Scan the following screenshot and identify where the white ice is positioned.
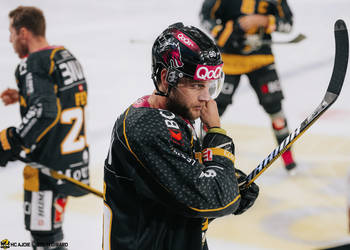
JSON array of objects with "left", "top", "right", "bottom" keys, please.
[{"left": 0, "top": 0, "right": 350, "bottom": 249}]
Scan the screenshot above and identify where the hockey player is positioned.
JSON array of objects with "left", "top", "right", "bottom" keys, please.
[
  {"left": 0, "top": 6, "right": 89, "bottom": 249},
  {"left": 103, "top": 23, "right": 259, "bottom": 250},
  {"left": 200, "top": 0, "right": 297, "bottom": 171}
]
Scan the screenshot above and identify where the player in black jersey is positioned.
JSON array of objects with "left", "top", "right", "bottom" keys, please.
[
  {"left": 103, "top": 23, "right": 259, "bottom": 250},
  {"left": 200, "top": 0, "right": 297, "bottom": 171},
  {"left": 0, "top": 6, "right": 89, "bottom": 250}
]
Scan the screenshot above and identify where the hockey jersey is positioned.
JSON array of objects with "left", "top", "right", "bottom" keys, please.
[
  {"left": 200, "top": 0, "right": 293, "bottom": 74},
  {"left": 15, "top": 46, "right": 89, "bottom": 196},
  {"left": 103, "top": 95, "right": 241, "bottom": 250}
]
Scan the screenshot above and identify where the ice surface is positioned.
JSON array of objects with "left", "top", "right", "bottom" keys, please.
[{"left": 0, "top": 0, "right": 350, "bottom": 249}]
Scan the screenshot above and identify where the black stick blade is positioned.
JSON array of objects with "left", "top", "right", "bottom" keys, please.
[{"left": 327, "top": 19, "right": 349, "bottom": 95}]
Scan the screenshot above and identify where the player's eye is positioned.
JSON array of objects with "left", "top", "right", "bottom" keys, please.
[{"left": 192, "top": 83, "right": 205, "bottom": 89}]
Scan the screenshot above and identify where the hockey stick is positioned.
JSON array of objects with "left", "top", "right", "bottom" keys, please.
[
  {"left": 243, "top": 33, "right": 306, "bottom": 53},
  {"left": 243, "top": 19, "right": 349, "bottom": 188},
  {"left": 263, "top": 33, "right": 306, "bottom": 45},
  {"left": 130, "top": 33, "right": 306, "bottom": 46},
  {"left": 18, "top": 156, "right": 103, "bottom": 198}
]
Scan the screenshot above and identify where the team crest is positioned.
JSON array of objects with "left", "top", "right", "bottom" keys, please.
[{"left": 161, "top": 42, "right": 184, "bottom": 68}]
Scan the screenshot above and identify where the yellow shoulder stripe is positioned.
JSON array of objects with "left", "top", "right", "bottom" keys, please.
[{"left": 49, "top": 47, "right": 65, "bottom": 75}]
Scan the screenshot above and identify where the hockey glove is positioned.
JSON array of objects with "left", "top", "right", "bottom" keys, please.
[
  {"left": 234, "top": 169, "right": 259, "bottom": 215},
  {"left": 0, "top": 127, "right": 22, "bottom": 167},
  {"left": 202, "top": 128, "right": 235, "bottom": 154}
]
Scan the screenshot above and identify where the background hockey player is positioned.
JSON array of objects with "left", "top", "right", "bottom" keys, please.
[
  {"left": 103, "top": 22, "right": 259, "bottom": 250},
  {"left": 0, "top": 6, "right": 90, "bottom": 249},
  {"left": 200, "top": 0, "right": 297, "bottom": 171}
]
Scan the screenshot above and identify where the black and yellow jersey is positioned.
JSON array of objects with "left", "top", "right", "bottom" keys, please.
[
  {"left": 200, "top": 0, "right": 293, "bottom": 74},
  {"left": 15, "top": 46, "right": 89, "bottom": 192},
  {"left": 103, "top": 96, "right": 240, "bottom": 250}
]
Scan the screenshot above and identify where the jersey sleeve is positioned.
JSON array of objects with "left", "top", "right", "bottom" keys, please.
[
  {"left": 16, "top": 55, "right": 59, "bottom": 149},
  {"left": 200, "top": 0, "right": 222, "bottom": 33},
  {"left": 123, "top": 108, "right": 240, "bottom": 218},
  {"left": 270, "top": 0, "right": 293, "bottom": 33}
]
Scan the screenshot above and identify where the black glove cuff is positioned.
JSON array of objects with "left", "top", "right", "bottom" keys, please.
[{"left": 202, "top": 132, "right": 235, "bottom": 154}]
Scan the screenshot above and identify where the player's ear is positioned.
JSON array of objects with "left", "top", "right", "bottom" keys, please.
[
  {"left": 18, "top": 27, "right": 29, "bottom": 40},
  {"left": 160, "top": 68, "right": 169, "bottom": 92}
]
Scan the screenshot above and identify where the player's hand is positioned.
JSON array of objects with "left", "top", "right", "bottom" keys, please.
[
  {"left": 238, "top": 14, "right": 269, "bottom": 32},
  {"left": 200, "top": 99, "right": 220, "bottom": 128},
  {"left": 234, "top": 169, "right": 259, "bottom": 215},
  {"left": 1, "top": 88, "right": 19, "bottom": 105}
]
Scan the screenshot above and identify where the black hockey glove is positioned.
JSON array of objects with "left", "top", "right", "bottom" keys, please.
[
  {"left": 0, "top": 127, "right": 22, "bottom": 167},
  {"left": 234, "top": 169, "right": 259, "bottom": 215},
  {"left": 202, "top": 128, "right": 235, "bottom": 154}
]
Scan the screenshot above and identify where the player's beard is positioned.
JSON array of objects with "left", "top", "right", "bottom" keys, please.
[
  {"left": 166, "top": 88, "right": 196, "bottom": 121},
  {"left": 14, "top": 39, "right": 29, "bottom": 58}
]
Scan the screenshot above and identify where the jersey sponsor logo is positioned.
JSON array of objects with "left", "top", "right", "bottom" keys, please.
[
  {"left": 30, "top": 191, "right": 52, "bottom": 231},
  {"left": 25, "top": 73, "right": 34, "bottom": 95},
  {"left": 54, "top": 197, "right": 67, "bottom": 228},
  {"left": 75, "top": 91, "right": 87, "bottom": 106},
  {"left": 199, "top": 168, "right": 217, "bottom": 178},
  {"left": 19, "top": 58, "right": 28, "bottom": 75},
  {"left": 261, "top": 80, "right": 281, "bottom": 94},
  {"left": 194, "top": 64, "right": 223, "bottom": 81},
  {"left": 202, "top": 148, "right": 213, "bottom": 162},
  {"left": 62, "top": 166, "right": 89, "bottom": 183},
  {"left": 172, "top": 149, "right": 196, "bottom": 166},
  {"left": 169, "top": 129, "right": 183, "bottom": 146},
  {"left": 161, "top": 42, "right": 184, "bottom": 68},
  {"left": 159, "top": 110, "right": 180, "bottom": 129},
  {"left": 19, "top": 103, "right": 43, "bottom": 137},
  {"left": 175, "top": 31, "right": 200, "bottom": 52},
  {"left": 58, "top": 60, "right": 84, "bottom": 85}
]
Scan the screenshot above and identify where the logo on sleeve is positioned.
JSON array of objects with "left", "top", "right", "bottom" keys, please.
[
  {"left": 169, "top": 129, "right": 183, "bottom": 145},
  {"left": 202, "top": 148, "right": 213, "bottom": 162}
]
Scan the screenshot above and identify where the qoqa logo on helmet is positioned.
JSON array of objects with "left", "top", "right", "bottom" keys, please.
[
  {"left": 194, "top": 64, "right": 223, "bottom": 80},
  {"left": 177, "top": 33, "right": 194, "bottom": 47},
  {"left": 175, "top": 31, "right": 199, "bottom": 51}
]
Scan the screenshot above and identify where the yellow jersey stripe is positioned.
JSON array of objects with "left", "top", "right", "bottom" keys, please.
[
  {"left": 210, "top": 0, "right": 221, "bottom": 19},
  {"left": 0, "top": 129, "right": 11, "bottom": 150},
  {"left": 49, "top": 47, "right": 65, "bottom": 75},
  {"left": 217, "top": 20, "right": 234, "bottom": 47},
  {"left": 36, "top": 98, "right": 62, "bottom": 143},
  {"left": 204, "top": 147, "right": 235, "bottom": 164},
  {"left": 190, "top": 194, "right": 241, "bottom": 212},
  {"left": 222, "top": 53, "right": 275, "bottom": 75}
]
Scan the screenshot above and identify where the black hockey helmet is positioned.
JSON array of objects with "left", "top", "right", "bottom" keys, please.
[{"left": 151, "top": 22, "right": 224, "bottom": 98}]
